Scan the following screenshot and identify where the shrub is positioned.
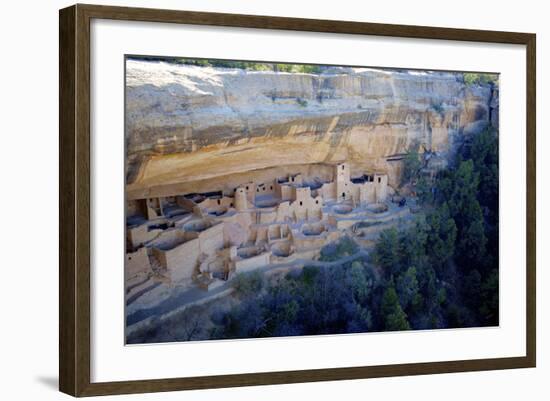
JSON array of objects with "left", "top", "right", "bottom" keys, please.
[
  {"left": 463, "top": 73, "right": 498, "bottom": 87},
  {"left": 296, "top": 98, "right": 308, "bottom": 107},
  {"left": 319, "top": 236, "right": 358, "bottom": 261},
  {"left": 128, "top": 56, "right": 326, "bottom": 74},
  {"left": 401, "top": 147, "right": 422, "bottom": 185},
  {"left": 431, "top": 102, "right": 444, "bottom": 114},
  {"left": 231, "top": 271, "right": 264, "bottom": 298}
]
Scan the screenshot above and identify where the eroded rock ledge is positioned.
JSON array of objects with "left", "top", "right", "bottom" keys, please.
[{"left": 126, "top": 60, "right": 497, "bottom": 199}]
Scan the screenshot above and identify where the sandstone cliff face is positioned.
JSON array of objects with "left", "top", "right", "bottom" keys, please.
[{"left": 126, "top": 60, "right": 497, "bottom": 199}]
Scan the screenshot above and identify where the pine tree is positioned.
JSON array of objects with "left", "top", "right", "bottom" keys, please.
[
  {"left": 396, "top": 266, "right": 421, "bottom": 312},
  {"left": 426, "top": 203, "right": 457, "bottom": 271},
  {"left": 446, "top": 160, "right": 487, "bottom": 269},
  {"left": 381, "top": 284, "right": 410, "bottom": 331},
  {"left": 373, "top": 228, "right": 400, "bottom": 274}
]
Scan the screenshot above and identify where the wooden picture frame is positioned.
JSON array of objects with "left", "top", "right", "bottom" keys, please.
[{"left": 59, "top": 3, "right": 536, "bottom": 397}]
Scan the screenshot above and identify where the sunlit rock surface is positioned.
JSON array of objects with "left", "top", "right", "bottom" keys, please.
[{"left": 125, "top": 60, "right": 497, "bottom": 199}]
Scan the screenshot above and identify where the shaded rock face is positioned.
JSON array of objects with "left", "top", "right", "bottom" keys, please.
[{"left": 126, "top": 60, "right": 498, "bottom": 199}]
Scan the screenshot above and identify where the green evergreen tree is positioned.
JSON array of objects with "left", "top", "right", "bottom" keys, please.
[
  {"left": 373, "top": 228, "right": 400, "bottom": 274},
  {"left": 469, "top": 129, "right": 499, "bottom": 261},
  {"left": 458, "top": 217, "right": 488, "bottom": 269},
  {"left": 415, "top": 176, "right": 433, "bottom": 205},
  {"left": 426, "top": 203, "right": 457, "bottom": 271},
  {"left": 445, "top": 160, "right": 488, "bottom": 268},
  {"left": 402, "top": 148, "right": 422, "bottom": 185},
  {"left": 470, "top": 129, "right": 499, "bottom": 212},
  {"left": 479, "top": 269, "right": 499, "bottom": 325},
  {"left": 347, "top": 261, "right": 372, "bottom": 304},
  {"left": 381, "top": 283, "right": 411, "bottom": 331},
  {"left": 398, "top": 221, "right": 429, "bottom": 272},
  {"left": 396, "top": 266, "right": 421, "bottom": 311}
]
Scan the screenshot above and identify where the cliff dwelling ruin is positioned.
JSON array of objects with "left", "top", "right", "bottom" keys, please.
[
  {"left": 126, "top": 162, "right": 401, "bottom": 296},
  {"left": 124, "top": 58, "right": 499, "bottom": 341}
]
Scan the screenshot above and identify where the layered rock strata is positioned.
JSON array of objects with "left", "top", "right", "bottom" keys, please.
[{"left": 126, "top": 60, "right": 498, "bottom": 199}]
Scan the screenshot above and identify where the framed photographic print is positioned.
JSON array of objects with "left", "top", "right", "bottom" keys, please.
[{"left": 59, "top": 4, "right": 536, "bottom": 397}]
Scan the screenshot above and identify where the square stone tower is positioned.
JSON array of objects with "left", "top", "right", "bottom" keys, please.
[
  {"left": 373, "top": 173, "right": 388, "bottom": 202},
  {"left": 335, "top": 163, "right": 351, "bottom": 202}
]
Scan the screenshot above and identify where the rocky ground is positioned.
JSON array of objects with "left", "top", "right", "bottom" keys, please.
[{"left": 125, "top": 197, "right": 414, "bottom": 340}]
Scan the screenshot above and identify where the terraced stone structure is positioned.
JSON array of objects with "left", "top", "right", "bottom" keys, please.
[
  {"left": 124, "top": 60, "right": 498, "bottom": 326},
  {"left": 126, "top": 163, "right": 401, "bottom": 292}
]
